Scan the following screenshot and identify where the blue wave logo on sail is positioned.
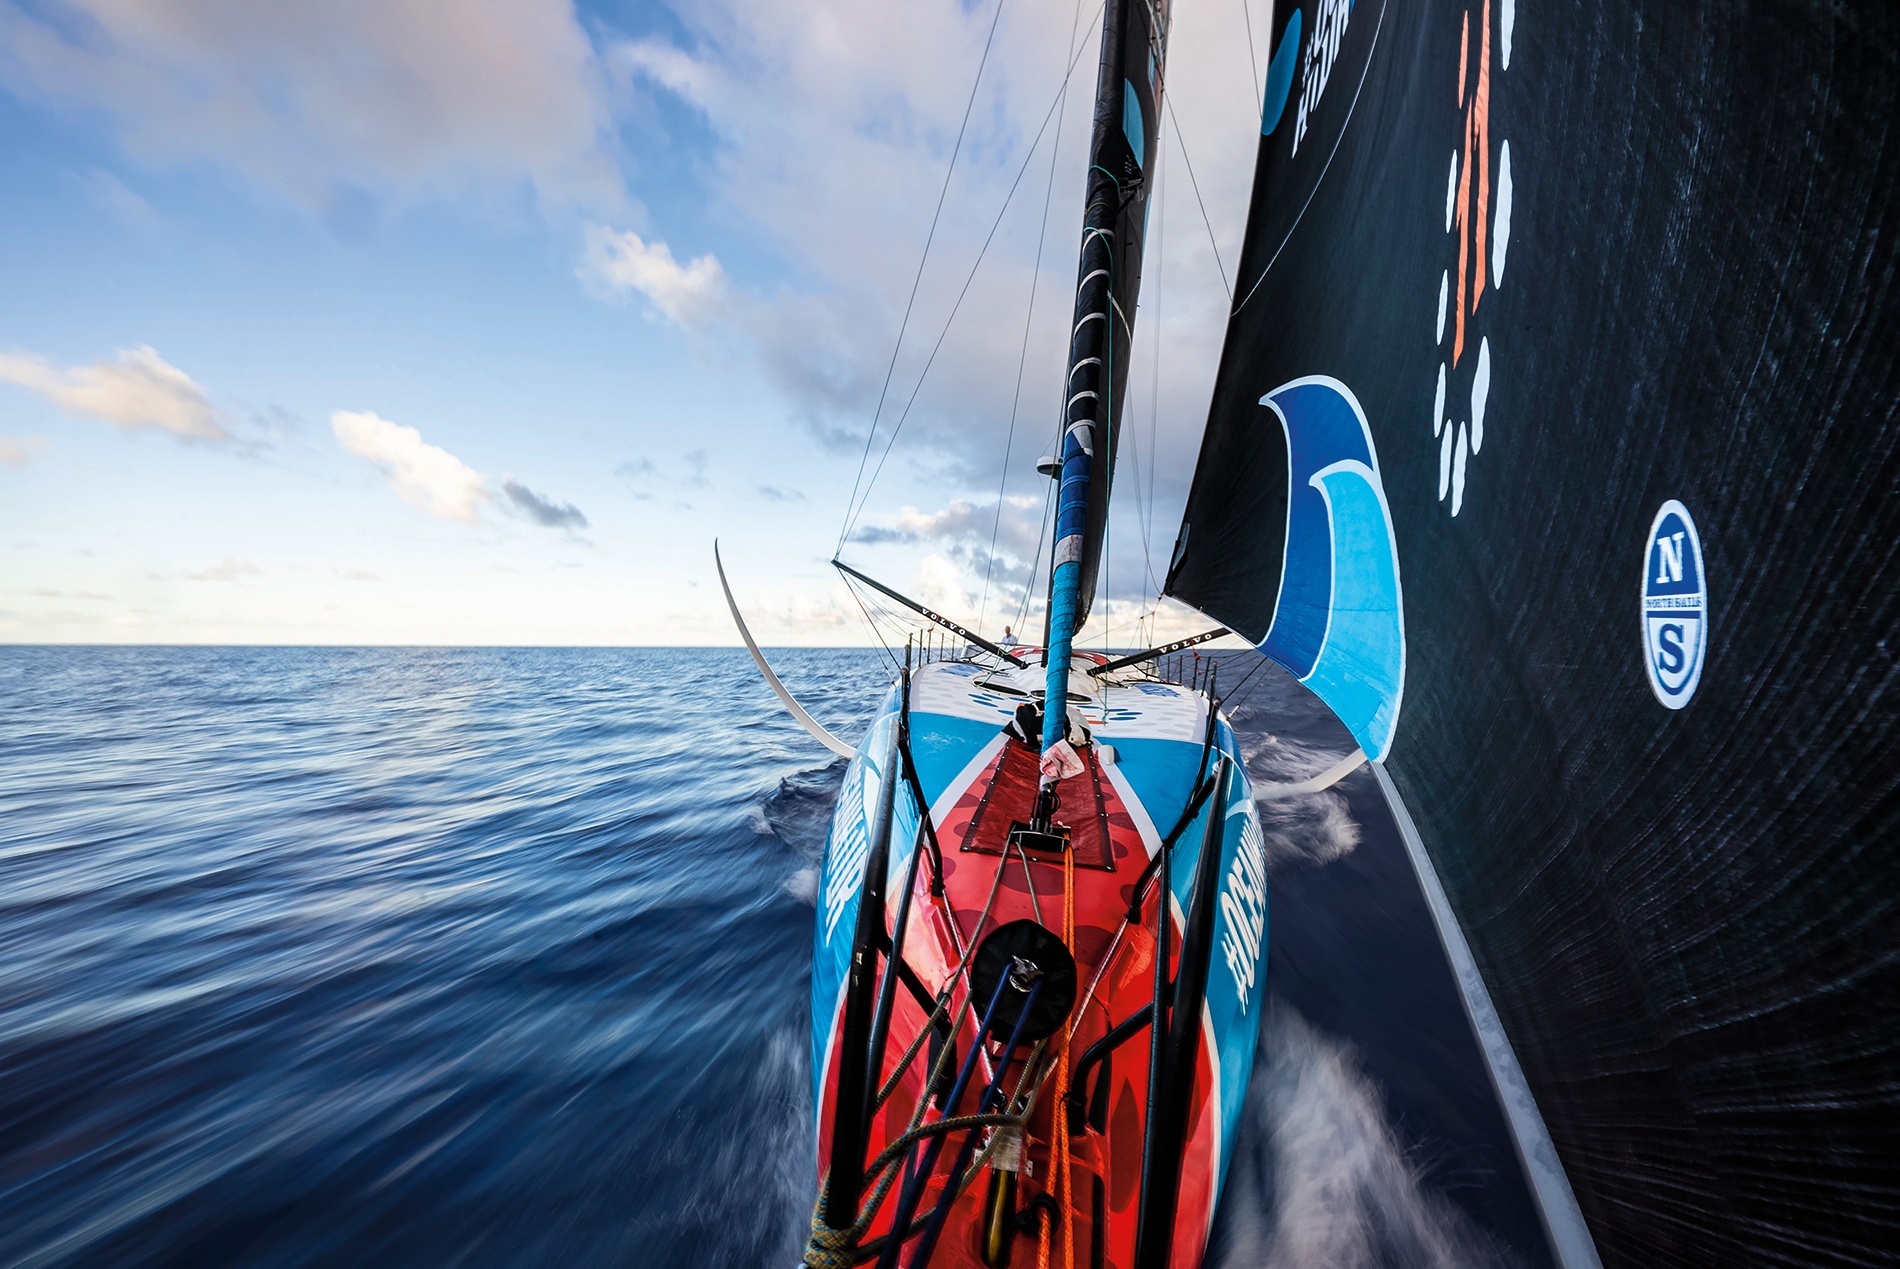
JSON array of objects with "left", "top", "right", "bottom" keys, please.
[{"left": 1258, "top": 377, "right": 1406, "bottom": 761}]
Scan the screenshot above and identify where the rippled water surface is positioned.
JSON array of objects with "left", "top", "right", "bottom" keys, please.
[{"left": 0, "top": 647, "right": 1550, "bottom": 1268}]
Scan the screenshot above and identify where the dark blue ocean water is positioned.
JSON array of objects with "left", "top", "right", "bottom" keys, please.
[{"left": 0, "top": 647, "right": 1551, "bottom": 1269}]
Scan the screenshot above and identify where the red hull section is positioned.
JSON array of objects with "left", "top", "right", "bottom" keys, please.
[{"left": 816, "top": 718, "right": 1220, "bottom": 1269}]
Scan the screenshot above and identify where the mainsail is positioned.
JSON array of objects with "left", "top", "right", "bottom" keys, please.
[{"left": 1167, "top": 2, "right": 1898, "bottom": 1266}]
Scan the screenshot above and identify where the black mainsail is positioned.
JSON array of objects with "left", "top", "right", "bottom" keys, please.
[{"left": 1167, "top": 2, "right": 1898, "bottom": 1267}]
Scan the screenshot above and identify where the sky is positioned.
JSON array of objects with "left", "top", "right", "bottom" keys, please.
[{"left": 0, "top": 0, "right": 1273, "bottom": 646}]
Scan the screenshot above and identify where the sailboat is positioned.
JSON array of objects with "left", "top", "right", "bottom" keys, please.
[
  {"left": 724, "top": 0, "right": 1898, "bottom": 1265},
  {"left": 722, "top": 2, "right": 1276, "bottom": 1266}
]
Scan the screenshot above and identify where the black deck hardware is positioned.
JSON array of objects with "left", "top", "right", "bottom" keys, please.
[
  {"left": 968, "top": 920, "right": 1078, "bottom": 1045},
  {"left": 1007, "top": 820, "right": 1071, "bottom": 857},
  {"left": 1066, "top": 999, "right": 1156, "bottom": 1134}
]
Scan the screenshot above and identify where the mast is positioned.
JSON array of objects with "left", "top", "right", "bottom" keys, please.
[{"left": 1042, "top": 0, "right": 1169, "bottom": 757}]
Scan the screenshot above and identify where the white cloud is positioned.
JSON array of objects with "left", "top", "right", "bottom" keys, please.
[
  {"left": 0, "top": 0, "right": 618, "bottom": 213},
  {"left": 580, "top": 225, "right": 728, "bottom": 329},
  {"left": 331, "top": 410, "right": 487, "bottom": 523},
  {"left": 331, "top": 410, "right": 589, "bottom": 531},
  {"left": 0, "top": 345, "right": 227, "bottom": 440}
]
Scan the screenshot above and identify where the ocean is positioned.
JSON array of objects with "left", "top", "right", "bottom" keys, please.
[{"left": 0, "top": 647, "right": 1551, "bottom": 1268}]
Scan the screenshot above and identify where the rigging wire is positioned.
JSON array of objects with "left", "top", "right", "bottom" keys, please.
[
  {"left": 1125, "top": 94, "right": 1168, "bottom": 601},
  {"left": 836, "top": 0, "right": 1009, "bottom": 557},
  {"left": 840, "top": 8, "right": 1107, "bottom": 548},
  {"left": 1240, "top": 0, "right": 1262, "bottom": 105},
  {"left": 1162, "top": 94, "right": 1231, "bottom": 301},
  {"left": 978, "top": 0, "right": 1090, "bottom": 637}
]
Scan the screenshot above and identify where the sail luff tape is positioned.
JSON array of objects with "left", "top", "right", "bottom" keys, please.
[
  {"left": 1054, "top": 535, "right": 1086, "bottom": 567},
  {"left": 1069, "top": 357, "right": 1104, "bottom": 380},
  {"left": 1073, "top": 312, "right": 1108, "bottom": 335}
]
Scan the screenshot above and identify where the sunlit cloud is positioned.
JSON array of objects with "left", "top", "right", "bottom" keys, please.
[
  {"left": 331, "top": 410, "right": 588, "bottom": 532},
  {"left": 0, "top": 345, "right": 228, "bottom": 441},
  {"left": 331, "top": 410, "right": 488, "bottom": 523},
  {"left": 579, "top": 225, "right": 728, "bottom": 330}
]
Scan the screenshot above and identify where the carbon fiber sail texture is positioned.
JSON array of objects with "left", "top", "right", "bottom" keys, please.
[{"left": 1166, "top": 2, "right": 1899, "bottom": 1266}]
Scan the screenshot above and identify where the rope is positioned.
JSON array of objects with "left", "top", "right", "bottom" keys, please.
[{"left": 804, "top": 1208, "right": 859, "bottom": 1269}]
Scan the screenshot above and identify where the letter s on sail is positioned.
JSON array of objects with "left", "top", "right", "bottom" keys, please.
[{"left": 1257, "top": 377, "right": 1406, "bottom": 761}]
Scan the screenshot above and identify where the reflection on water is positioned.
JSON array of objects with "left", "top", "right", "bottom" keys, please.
[{"left": 0, "top": 647, "right": 1548, "bottom": 1267}]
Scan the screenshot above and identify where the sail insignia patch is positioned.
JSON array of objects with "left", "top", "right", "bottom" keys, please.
[{"left": 1642, "top": 499, "right": 1707, "bottom": 710}]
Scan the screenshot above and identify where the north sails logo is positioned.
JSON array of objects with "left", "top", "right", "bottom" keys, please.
[
  {"left": 1643, "top": 499, "right": 1708, "bottom": 709},
  {"left": 1432, "top": 0, "right": 1515, "bottom": 516}
]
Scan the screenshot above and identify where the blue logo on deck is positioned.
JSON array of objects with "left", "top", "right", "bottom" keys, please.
[
  {"left": 1259, "top": 377, "right": 1406, "bottom": 761},
  {"left": 1643, "top": 499, "right": 1707, "bottom": 709}
]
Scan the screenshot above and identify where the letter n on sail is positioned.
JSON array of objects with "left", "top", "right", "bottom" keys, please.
[{"left": 1258, "top": 377, "right": 1406, "bottom": 760}]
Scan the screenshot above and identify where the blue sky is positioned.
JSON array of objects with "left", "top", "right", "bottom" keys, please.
[{"left": 1, "top": 0, "right": 1267, "bottom": 645}]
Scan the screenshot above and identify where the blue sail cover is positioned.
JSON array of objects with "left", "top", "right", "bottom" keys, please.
[{"left": 1166, "top": 1, "right": 1899, "bottom": 1265}]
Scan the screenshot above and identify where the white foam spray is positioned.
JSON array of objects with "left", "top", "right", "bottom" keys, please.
[{"left": 1212, "top": 1004, "right": 1517, "bottom": 1269}]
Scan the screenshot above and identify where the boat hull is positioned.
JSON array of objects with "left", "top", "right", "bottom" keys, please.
[{"left": 810, "top": 657, "right": 1266, "bottom": 1269}]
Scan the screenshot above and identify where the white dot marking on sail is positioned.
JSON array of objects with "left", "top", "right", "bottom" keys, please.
[
  {"left": 1471, "top": 338, "right": 1491, "bottom": 453},
  {"left": 1493, "top": 140, "right": 1513, "bottom": 288},
  {"left": 1452, "top": 422, "right": 1469, "bottom": 516},
  {"left": 1434, "top": 362, "right": 1447, "bottom": 438},
  {"left": 1445, "top": 151, "right": 1459, "bottom": 232}
]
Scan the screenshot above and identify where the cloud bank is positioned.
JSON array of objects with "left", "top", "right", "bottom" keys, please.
[
  {"left": 0, "top": 345, "right": 227, "bottom": 441},
  {"left": 0, "top": 0, "right": 618, "bottom": 215}
]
